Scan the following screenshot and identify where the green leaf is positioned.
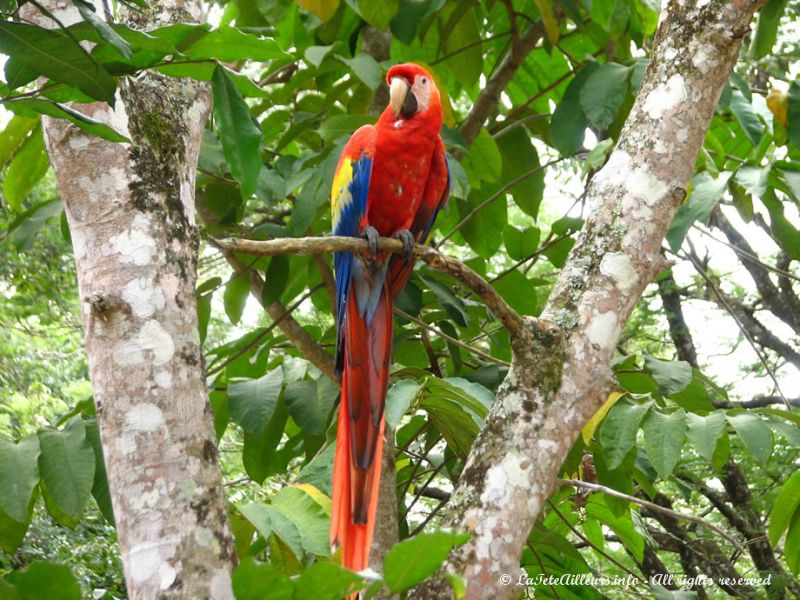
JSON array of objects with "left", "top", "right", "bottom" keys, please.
[
  {"left": 243, "top": 397, "right": 288, "bottom": 483},
  {"left": 761, "top": 190, "right": 800, "bottom": 260},
  {"left": 666, "top": 171, "right": 732, "bottom": 251},
  {"left": 232, "top": 558, "right": 294, "bottom": 600},
  {"left": 183, "top": 26, "right": 285, "bottom": 61},
  {"left": 503, "top": 225, "right": 540, "bottom": 260},
  {"left": 599, "top": 397, "right": 652, "bottom": 469},
  {"left": 358, "top": 0, "right": 399, "bottom": 29},
  {"left": 420, "top": 275, "right": 469, "bottom": 326},
  {"left": 686, "top": 410, "right": 727, "bottom": 462},
  {"left": 727, "top": 413, "right": 773, "bottom": 466},
  {"left": 304, "top": 45, "right": 334, "bottom": 68},
  {"left": 0, "top": 114, "right": 38, "bottom": 168},
  {"left": 788, "top": 80, "right": 800, "bottom": 150},
  {"left": 212, "top": 65, "right": 263, "bottom": 197},
  {"left": 492, "top": 270, "right": 542, "bottom": 316},
  {"left": 297, "top": 443, "right": 335, "bottom": 496},
  {"left": 284, "top": 378, "right": 336, "bottom": 436},
  {"left": 469, "top": 128, "right": 502, "bottom": 183},
  {"left": 579, "top": 62, "right": 630, "bottom": 129},
  {"left": 734, "top": 164, "right": 769, "bottom": 198},
  {"left": 261, "top": 255, "right": 290, "bottom": 305},
  {"left": 383, "top": 531, "right": 469, "bottom": 592},
  {"left": 585, "top": 496, "right": 644, "bottom": 561},
  {"left": 37, "top": 417, "right": 95, "bottom": 527},
  {"left": 443, "top": 5, "right": 482, "bottom": 89},
  {"left": 0, "top": 435, "right": 40, "bottom": 523},
  {"left": 294, "top": 561, "right": 365, "bottom": 600},
  {"left": 3, "top": 125, "right": 50, "bottom": 211},
  {"left": 643, "top": 355, "right": 692, "bottom": 396},
  {"left": 74, "top": 0, "right": 133, "bottom": 59},
  {"left": 458, "top": 188, "right": 507, "bottom": 259},
  {"left": 0, "top": 21, "right": 116, "bottom": 103},
  {"left": 551, "top": 62, "right": 600, "bottom": 156},
  {"left": 786, "top": 510, "right": 800, "bottom": 574},
  {"left": 642, "top": 409, "right": 687, "bottom": 479},
  {"left": 496, "top": 126, "right": 544, "bottom": 217},
  {"left": 768, "top": 471, "right": 800, "bottom": 545},
  {"left": 223, "top": 271, "right": 251, "bottom": 325},
  {"left": 341, "top": 53, "right": 382, "bottom": 90},
  {"left": 385, "top": 380, "right": 420, "bottom": 429},
  {"left": 271, "top": 486, "right": 330, "bottom": 557},
  {"left": 5, "top": 561, "right": 81, "bottom": 600},
  {"left": 542, "top": 236, "right": 575, "bottom": 268},
  {"left": 229, "top": 368, "right": 283, "bottom": 434},
  {"left": 6, "top": 98, "right": 129, "bottom": 143},
  {"left": 729, "top": 90, "right": 764, "bottom": 145},
  {"left": 319, "top": 114, "right": 374, "bottom": 144},
  {"left": 751, "top": 0, "right": 788, "bottom": 58},
  {"left": 238, "top": 502, "right": 303, "bottom": 558},
  {"left": 420, "top": 396, "right": 479, "bottom": 456},
  {"left": 82, "top": 419, "right": 114, "bottom": 524}
]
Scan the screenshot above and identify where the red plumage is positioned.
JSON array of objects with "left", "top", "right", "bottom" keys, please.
[{"left": 330, "top": 63, "right": 449, "bottom": 578}]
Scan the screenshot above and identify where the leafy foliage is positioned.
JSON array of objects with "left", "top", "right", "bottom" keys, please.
[{"left": 1, "top": 0, "right": 800, "bottom": 598}]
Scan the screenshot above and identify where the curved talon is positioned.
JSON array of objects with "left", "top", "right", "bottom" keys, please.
[
  {"left": 362, "top": 225, "right": 380, "bottom": 258},
  {"left": 393, "top": 229, "right": 415, "bottom": 261}
]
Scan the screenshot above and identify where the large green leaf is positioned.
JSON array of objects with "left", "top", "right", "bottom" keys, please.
[
  {"left": 0, "top": 114, "right": 38, "bottom": 168},
  {"left": 729, "top": 90, "right": 763, "bottom": 145},
  {"left": 3, "top": 125, "right": 50, "bottom": 211},
  {"left": 579, "top": 62, "right": 630, "bottom": 130},
  {"left": 788, "top": 80, "right": 800, "bottom": 150},
  {"left": 551, "top": 62, "right": 600, "bottom": 156},
  {"left": 211, "top": 65, "right": 263, "bottom": 198},
  {"left": 0, "top": 21, "right": 116, "bottom": 103},
  {"left": 443, "top": 5, "right": 482, "bottom": 89},
  {"left": 751, "top": 0, "right": 788, "bottom": 58},
  {"left": 666, "top": 171, "right": 732, "bottom": 251},
  {"left": 727, "top": 412, "right": 773, "bottom": 466},
  {"left": 238, "top": 502, "right": 303, "bottom": 558},
  {"left": 643, "top": 355, "right": 692, "bottom": 396},
  {"left": 585, "top": 496, "right": 644, "bottom": 561},
  {"left": 599, "top": 397, "right": 652, "bottom": 469},
  {"left": 294, "top": 562, "right": 365, "bottom": 600},
  {"left": 686, "top": 410, "right": 727, "bottom": 462},
  {"left": 358, "top": 0, "right": 399, "bottom": 29},
  {"left": 319, "top": 114, "right": 374, "bottom": 143},
  {"left": 223, "top": 271, "right": 251, "bottom": 325},
  {"left": 5, "top": 561, "right": 81, "bottom": 600},
  {"left": 229, "top": 368, "right": 284, "bottom": 434},
  {"left": 496, "top": 126, "right": 544, "bottom": 217},
  {"left": 642, "top": 409, "right": 687, "bottom": 479},
  {"left": 270, "top": 486, "right": 330, "bottom": 557},
  {"left": 183, "top": 26, "right": 285, "bottom": 61},
  {"left": 232, "top": 558, "right": 294, "bottom": 600},
  {"left": 420, "top": 275, "right": 469, "bottom": 326},
  {"left": 284, "top": 378, "right": 337, "bottom": 436},
  {"left": 243, "top": 397, "right": 289, "bottom": 484},
  {"left": 469, "top": 128, "right": 502, "bottom": 183},
  {"left": 0, "top": 435, "right": 39, "bottom": 524},
  {"left": 383, "top": 531, "right": 469, "bottom": 592},
  {"left": 503, "top": 225, "right": 540, "bottom": 261},
  {"left": 768, "top": 470, "right": 800, "bottom": 546},
  {"left": 37, "top": 417, "right": 95, "bottom": 527},
  {"left": 5, "top": 98, "right": 129, "bottom": 143},
  {"left": 74, "top": 0, "right": 133, "bottom": 59},
  {"left": 82, "top": 419, "right": 114, "bottom": 525}
]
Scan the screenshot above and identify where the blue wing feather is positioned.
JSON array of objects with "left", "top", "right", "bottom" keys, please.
[{"left": 332, "top": 138, "right": 374, "bottom": 375}]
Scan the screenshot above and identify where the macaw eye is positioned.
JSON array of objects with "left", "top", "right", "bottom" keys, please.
[{"left": 420, "top": 77, "right": 428, "bottom": 85}]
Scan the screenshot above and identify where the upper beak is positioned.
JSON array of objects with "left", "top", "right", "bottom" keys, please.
[
  {"left": 389, "top": 77, "right": 417, "bottom": 118},
  {"left": 389, "top": 77, "right": 409, "bottom": 117}
]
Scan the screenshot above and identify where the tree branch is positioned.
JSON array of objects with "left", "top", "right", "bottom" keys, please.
[
  {"left": 459, "top": 22, "right": 545, "bottom": 145},
  {"left": 557, "top": 479, "right": 744, "bottom": 551},
  {"left": 216, "top": 236, "right": 526, "bottom": 337}
]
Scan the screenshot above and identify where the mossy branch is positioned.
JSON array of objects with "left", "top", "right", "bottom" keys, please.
[{"left": 215, "top": 236, "right": 525, "bottom": 336}]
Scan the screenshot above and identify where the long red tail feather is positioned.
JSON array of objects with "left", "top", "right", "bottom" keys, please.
[{"left": 331, "top": 281, "right": 392, "bottom": 579}]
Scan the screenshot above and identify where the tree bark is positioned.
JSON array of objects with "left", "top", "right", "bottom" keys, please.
[
  {"left": 411, "top": 2, "right": 764, "bottom": 598},
  {"left": 30, "top": 0, "right": 236, "bottom": 597}
]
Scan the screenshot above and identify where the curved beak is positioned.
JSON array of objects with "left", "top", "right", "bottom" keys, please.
[{"left": 389, "top": 77, "right": 417, "bottom": 118}]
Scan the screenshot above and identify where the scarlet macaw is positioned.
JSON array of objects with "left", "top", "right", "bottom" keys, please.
[{"left": 330, "top": 63, "right": 450, "bottom": 573}]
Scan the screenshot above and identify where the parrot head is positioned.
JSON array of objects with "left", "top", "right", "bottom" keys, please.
[{"left": 385, "top": 63, "right": 442, "bottom": 125}]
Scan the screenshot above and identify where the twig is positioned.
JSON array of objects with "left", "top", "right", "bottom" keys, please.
[
  {"left": 557, "top": 479, "right": 745, "bottom": 551},
  {"left": 216, "top": 236, "right": 525, "bottom": 336}
]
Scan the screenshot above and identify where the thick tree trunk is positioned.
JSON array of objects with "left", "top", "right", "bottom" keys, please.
[
  {"left": 412, "top": 1, "right": 765, "bottom": 598},
  {"left": 29, "top": 1, "right": 236, "bottom": 597}
]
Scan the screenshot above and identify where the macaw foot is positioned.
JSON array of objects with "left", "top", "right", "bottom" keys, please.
[
  {"left": 361, "top": 225, "right": 380, "bottom": 258},
  {"left": 393, "top": 229, "right": 415, "bottom": 261}
]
